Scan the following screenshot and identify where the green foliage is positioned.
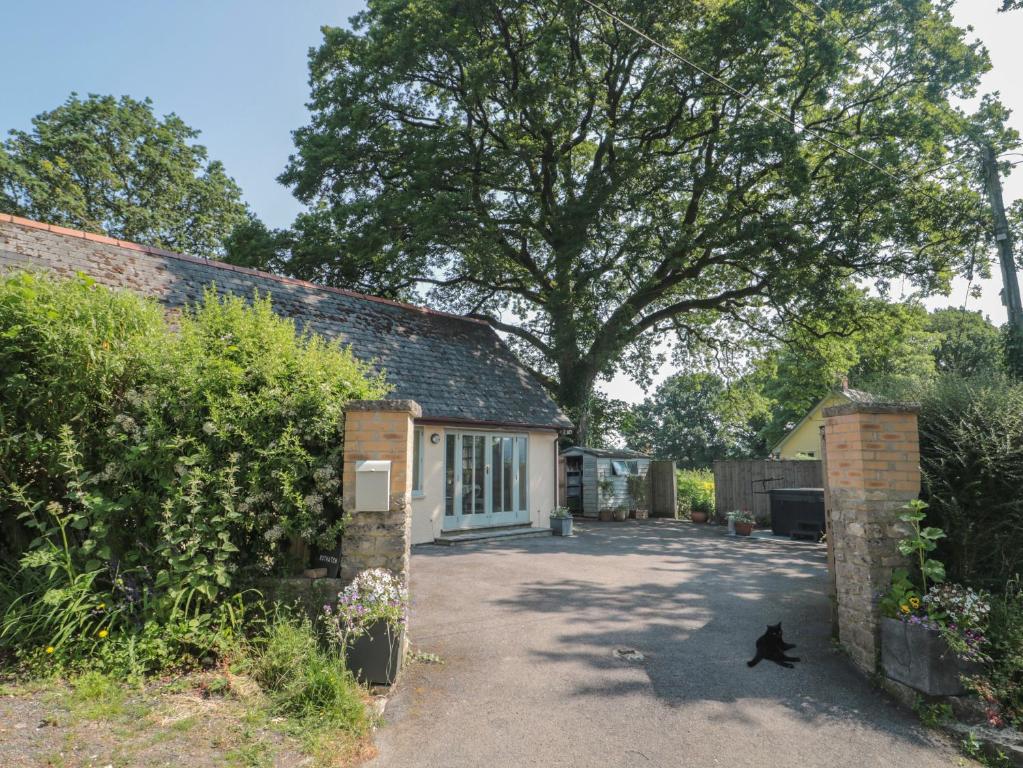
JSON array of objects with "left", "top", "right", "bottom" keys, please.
[
  {"left": 897, "top": 500, "right": 948, "bottom": 594},
  {"left": 970, "top": 578, "right": 1023, "bottom": 729},
  {"left": 621, "top": 373, "right": 763, "bottom": 466},
  {"left": 246, "top": 615, "right": 369, "bottom": 734},
  {"left": 0, "top": 272, "right": 387, "bottom": 673},
  {"left": 928, "top": 308, "right": 1004, "bottom": 377},
  {"left": 0, "top": 93, "right": 249, "bottom": 258},
  {"left": 918, "top": 374, "right": 1023, "bottom": 588},
  {"left": 281, "top": 0, "right": 997, "bottom": 437},
  {"left": 625, "top": 474, "right": 647, "bottom": 508},
  {"left": 675, "top": 469, "right": 714, "bottom": 519}
]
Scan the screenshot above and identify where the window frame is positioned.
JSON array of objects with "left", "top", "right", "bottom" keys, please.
[{"left": 412, "top": 426, "right": 425, "bottom": 497}]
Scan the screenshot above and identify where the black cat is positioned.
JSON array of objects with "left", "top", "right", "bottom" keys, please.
[{"left": 747, "top": 622, "right": 800, "bottom": 668}]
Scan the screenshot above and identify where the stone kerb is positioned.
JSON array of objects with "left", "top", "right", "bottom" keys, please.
[
  {"left": 340, "top": 400, "right": 422, "bottom": 585},
  {"left": 822, "top": 401, "right": 921, "bottom": 675}
]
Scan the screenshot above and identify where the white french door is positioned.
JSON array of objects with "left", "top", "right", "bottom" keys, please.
[{"left": 443, "top": 431, "right": 529, "bottom": 530}]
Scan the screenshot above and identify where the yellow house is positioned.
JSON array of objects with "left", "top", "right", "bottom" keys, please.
[{"left": 770, "top": 387, "right": 875, "bottom": 459}]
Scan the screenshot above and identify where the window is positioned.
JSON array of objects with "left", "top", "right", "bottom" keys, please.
[
  {"left": 442, "top": 432, "right": 529, "bottom": 521},
  {"left": 412, "top": 427, "right": 424, "bottom": 495},
  {"left": 626, "top": 460, "right": 640, "bottom": 475},
  {"left": 611, "top": 460, "right": 630, "bottom": 476}
]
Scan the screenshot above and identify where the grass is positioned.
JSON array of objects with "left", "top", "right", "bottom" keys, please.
[{"left": 0, "top": 617, "right": 377, "bottom": 767}]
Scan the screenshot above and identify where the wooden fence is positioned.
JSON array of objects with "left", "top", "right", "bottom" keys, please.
[
  {"left": 713, "top": 459, "right": 823, "bottom": 520},
  {"left": 648, "top": 460, "right": 678, "bottom": 518}
]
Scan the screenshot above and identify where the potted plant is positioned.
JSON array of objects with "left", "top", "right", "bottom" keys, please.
[
  {"left": 690, "top": 506, "right": 709, "bottom": 524},
  {"left": 323, "top": 568, "right": 408, "bottom": 686},
  {"left": 879, "top": 501, "right": 989, "bottom": 696},
  {"left": 550, "top": 506, "right": 573, "bottom": 536},
  {"left": 598, "top": 476, "right": 615, "bottom": 522},
  {"left": 727, "top": 510, "right": 755, "bottom": 536},
  {"left": 612, "top": 504, "right": 629, "bottom": 522},
  {"left": 626, "top": 474, "right": 649, "bottom": 520}
]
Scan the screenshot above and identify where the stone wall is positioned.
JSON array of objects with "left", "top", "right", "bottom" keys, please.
[
  {"left": 340, "top": 399, "right": 420, "bottom": 585},
  {"left": 822, "top": 402, "right": 920, "bottom": 674}
]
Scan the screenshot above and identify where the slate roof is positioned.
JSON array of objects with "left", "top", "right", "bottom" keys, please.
[{"left": 0, "top": 215, "right": 573, "bottom": 430}]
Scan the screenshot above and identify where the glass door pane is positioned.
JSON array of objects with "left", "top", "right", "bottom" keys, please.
[
  {"left": 461, "top": 435, "right": 474, "bottom": 515},
  {"left": 445, "top": 434, "right": 456, "bottom": 516},
  {"left": 502, "top": 437, "right": 514, "bottom": 512},
  {"left": 517, "top": 437, "right": 527, "bottom": 512},
  {"left": 473, "top": 435, "right": 486, "bottom": 514},
  {"left": 491, "top": 437, "right": 503, "bottom": 513}
]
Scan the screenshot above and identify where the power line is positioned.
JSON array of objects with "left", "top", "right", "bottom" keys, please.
[{"left": 580, "top": 0, "right": 987, "bottom": 225}]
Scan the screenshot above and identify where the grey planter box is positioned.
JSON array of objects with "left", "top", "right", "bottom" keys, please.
[
  {"left": 550, "top": 516, "right": 573, "bottom": 536},
  {"left": 881, "top": 617, "right": 978, "bottom": 696}
]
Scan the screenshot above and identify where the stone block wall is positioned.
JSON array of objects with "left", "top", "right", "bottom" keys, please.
[
  {"left": 340, "top": 399, "right": 421, "bottom": 585},
  {"left": 823, "top": 402, "right": 920, "bottom": 674}
]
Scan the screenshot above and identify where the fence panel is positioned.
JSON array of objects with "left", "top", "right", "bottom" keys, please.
[
  {"left": 648, "top": 460, "right": 678, "bottom": 518},
  {"left": 713, "top": 459, "right": 823, "bottom": 520}
]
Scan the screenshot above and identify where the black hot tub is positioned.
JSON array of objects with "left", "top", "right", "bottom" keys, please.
[{"left": 768, "top": 488, "right": 825, "bottom": 538}]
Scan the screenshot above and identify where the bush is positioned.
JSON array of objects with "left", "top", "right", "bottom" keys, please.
[
  {"left": 0, "top": 272, "right": 387, "bottom": 672},
  {"left": 247, "top": 615, "right": 369, "bottom": 737},
  {"left": 918, "top": 374, "right": 1023, "bottom": 589},
  {"left": 676, "top": 469, "right": 714, "bottom": 519}
]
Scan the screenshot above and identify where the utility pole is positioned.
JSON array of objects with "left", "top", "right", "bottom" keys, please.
[{"left": 981, "top": 144, "right": 1023, "bottom": 331}]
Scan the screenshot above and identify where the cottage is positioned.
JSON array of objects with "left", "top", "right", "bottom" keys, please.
[
  {"left": 0, "top": 214, "right": 573, "bottom": 544},
  {"left": 560, "top": 446, "right": 650, "bottom": 517},
  {"left": 770, "top": 384, "right": 876, "bottom": 459}
]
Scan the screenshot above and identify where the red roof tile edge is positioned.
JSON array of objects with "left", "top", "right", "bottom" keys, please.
[{"left": 0, "top": 213, "right": 488, "bottom": 326}]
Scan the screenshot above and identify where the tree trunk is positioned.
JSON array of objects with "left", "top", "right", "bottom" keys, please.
[{"left": 557, "top": 363, "right": 598, "bottom": 447}]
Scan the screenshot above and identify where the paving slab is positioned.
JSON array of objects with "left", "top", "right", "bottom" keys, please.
[{"left": 371, "top": 520, "right": 971, "bottom": 768}]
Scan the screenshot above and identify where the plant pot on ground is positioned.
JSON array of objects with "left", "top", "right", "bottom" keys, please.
[
  {"left": 728, "top": 511, "right": 755, "bottom": 536},
  {"left": 323, "top": 568, "right": 408, "bottom": 687},
  {"left": 880, "top": 617, "right": 979, "bottom": 696},
  {"left": 612, "top": 506, "right": 629, "bottom": 522},
  {"left": 550, "top": 507, "right": 573, "bottom": 536},
  {"left": 690, "top": 510, "right": 708, "bottom": 524},
  {"left": 345, "top": 618, "right": 404, "bottom": 686},
  {"left": 598, "top": 508, "right": 613, "bottom": 522}
]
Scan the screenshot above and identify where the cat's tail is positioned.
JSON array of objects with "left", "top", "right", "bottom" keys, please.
[{"left": 747, "top": 655, "right": 762, "bottom": 668}]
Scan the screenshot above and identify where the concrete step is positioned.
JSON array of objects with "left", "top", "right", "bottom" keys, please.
[{"left": 434, "top": 525, "right": 552, "bottom": 545}]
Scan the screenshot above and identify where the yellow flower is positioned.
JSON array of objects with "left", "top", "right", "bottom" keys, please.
[
  {"left": 900, "top": 604, "right": 911, "bottom": 614},
  {"left": 97, "top": 603, "right": 105, "bottom": 610},
  {"left": 45, "top": 646, "right": 55, "bottom": 654},
  {"left": 97, "top": 629, "right": 109, "bottom": 639},
  {"left": 909, "top": 597, "right": 921, "bottom": 609}
]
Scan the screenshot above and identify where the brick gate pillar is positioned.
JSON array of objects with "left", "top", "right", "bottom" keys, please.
[
  {"left": 340, "top": 399, "right": 421, "bottom": 585},
  {"left": 822, "top": 402, "right": 920, "bottom": 675}
]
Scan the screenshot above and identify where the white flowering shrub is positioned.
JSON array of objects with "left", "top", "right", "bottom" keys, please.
[
  {"left": 0, "top": 273, "right": 388, "bottom": 667},
  {"left": 322, "top": 569, "right": 408, "bottom": 651}
]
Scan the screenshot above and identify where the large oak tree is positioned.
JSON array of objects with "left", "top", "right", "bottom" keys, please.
[
  {"left": 282, "top": 0, "right": 1003, "bottom": 441},
  {"left": 0, "top": 94, "right": 249, "bottom": 259}
]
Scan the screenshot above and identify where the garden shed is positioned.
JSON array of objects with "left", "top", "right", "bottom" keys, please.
[{"left": 561, "top": 446, "right": 650, "bottom": 517}]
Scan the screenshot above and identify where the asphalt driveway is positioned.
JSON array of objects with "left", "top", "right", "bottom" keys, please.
[{"left": 371, "top": 520, "right": 966, "bottom": 768}]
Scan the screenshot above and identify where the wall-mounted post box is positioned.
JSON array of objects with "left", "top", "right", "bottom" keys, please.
[{"left": 355, "top": 460, "right": 391, "bottom": 512}]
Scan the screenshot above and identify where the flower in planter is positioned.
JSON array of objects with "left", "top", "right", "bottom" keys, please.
[{"left": 322, "top": 568, "right": 408, "bottom": 652}]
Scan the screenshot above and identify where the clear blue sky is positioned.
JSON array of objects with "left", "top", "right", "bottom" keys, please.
[
  {"left": 3, "top": 1, "right": 1022, "bottom": 401},
  {"left": 1, "top": 0, "right": 364, "bottom": 231}
]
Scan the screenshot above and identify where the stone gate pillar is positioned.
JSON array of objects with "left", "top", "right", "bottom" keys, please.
[
  {"left": 822, "top": 401, "right": 920, "bottom": 674},
  {"left": 340, "top": 399, "right": 421, "bottom": 585}
]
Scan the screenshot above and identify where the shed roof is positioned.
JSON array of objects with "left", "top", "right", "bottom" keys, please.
[
  {"left": 0, "top": 214, "right": 572, "bottom": 430},
  {"left": 561, "top": 446, "right": 650, "bottom": 460}
]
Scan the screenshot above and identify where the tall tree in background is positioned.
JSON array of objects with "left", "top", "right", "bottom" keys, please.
[
  {"left": 621, "top": 372, "right": 766, "bottom": 467},
  {"left": 283, "top": 0, "right": 999, "bottom": 442},
  {"left": 0, "top": 94, "right": 249, "bottom": 259}
]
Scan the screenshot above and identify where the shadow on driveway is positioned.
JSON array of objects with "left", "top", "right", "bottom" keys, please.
[{"left": 372, "top": 520, "right": 969, "bottom": 768}]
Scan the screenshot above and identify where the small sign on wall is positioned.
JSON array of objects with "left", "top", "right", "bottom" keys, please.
[{"left": 317, "top": 545, "right": 342, "bottom": 578}]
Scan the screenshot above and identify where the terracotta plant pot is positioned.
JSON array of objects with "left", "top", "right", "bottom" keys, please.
[
  {"left": 598, "top": 509, "right": 613, "bottom": 522},
  {"left": 734, "top": 521, "right": 754, "bottom": 536},
  {"left": 633, "top": 509, "right": 649, "bottom": 520},
  {"left": 612, "top": 508, "right": 629, "bottom": 522},
  {"left": 690, "top": 510, "right": 708, "bottom": 524}
]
